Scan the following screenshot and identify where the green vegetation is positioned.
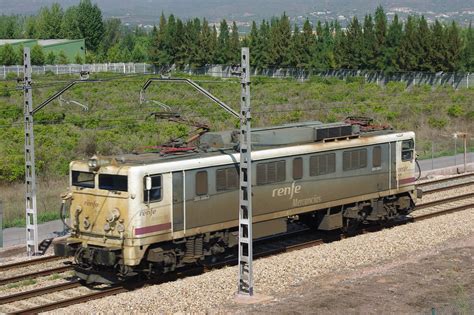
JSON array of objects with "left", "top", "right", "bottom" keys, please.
[
  {"left": 0, "top": 73, "right": 473, "bottom": 227},
  {"left": 0, "top": 4, "right": 473, "bottom": 72},
  {"left": 4, "top": 279, "right": 37, "bottom": 290}
]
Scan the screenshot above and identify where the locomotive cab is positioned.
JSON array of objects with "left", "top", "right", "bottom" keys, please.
[{"left": 54, "top": 156, "right": 172, "bottom": 283}]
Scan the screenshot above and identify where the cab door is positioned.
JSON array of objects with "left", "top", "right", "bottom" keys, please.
[{"left": 172, "top": 171, "right": 184, "bottom": 231}]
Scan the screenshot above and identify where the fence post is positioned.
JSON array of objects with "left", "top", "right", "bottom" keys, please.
[
  {"left": 467, "top": 73, "right": 469, "bottom": 89},
  {"left": 431, "top": 141, "right": 434, "bottom": 170},
  {"left": 2, "top": 65, "right": 5, "bottom": 79}
]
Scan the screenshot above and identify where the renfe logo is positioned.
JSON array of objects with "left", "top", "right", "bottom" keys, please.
[{"left": 272, "top": 182, "right": 302, "bottom": 199}]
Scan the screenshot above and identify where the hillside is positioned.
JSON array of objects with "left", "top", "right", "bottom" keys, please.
[{"left": 0, "top": 0, "right": 472, "bottom": 25}]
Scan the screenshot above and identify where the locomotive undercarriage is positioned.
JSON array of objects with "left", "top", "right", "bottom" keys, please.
[
  {"left": 300, "top": 192, "right": 416, "bottom": 233},
  {"left": 56, "top": 192, "right": 416, "bottom": 284},
  {"left": 55, "top": 230, "right": 238, "bottom": 284}
]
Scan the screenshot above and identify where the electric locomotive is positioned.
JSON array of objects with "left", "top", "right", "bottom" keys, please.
[{"left": 54, "top": 119, "right": 421, "bottom": 283}]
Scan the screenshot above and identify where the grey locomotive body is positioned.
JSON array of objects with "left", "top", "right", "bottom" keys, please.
[{"left": 54, "top": 121, "right": 420, "bottom": 283}]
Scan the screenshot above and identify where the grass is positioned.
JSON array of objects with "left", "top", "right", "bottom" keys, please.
[
  {"left": 3, "top": 278, "right": 37, "bottom": 290},
  {"left": 1, "top": 178, "right": 67, "bottom": 228}
]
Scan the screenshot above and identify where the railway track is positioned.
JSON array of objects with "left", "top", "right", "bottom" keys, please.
[
  {"left": 0, "top": 255, "right": 63, "bottom": 272},
  {"left": 2, "top": 174, "right": 473, "bottom": 313},
  {"left": 0, "top": 265, "right": 73, "bottom": 286},
  {"left": 417, "top": 172, "right": 474, "bottom": 192}
]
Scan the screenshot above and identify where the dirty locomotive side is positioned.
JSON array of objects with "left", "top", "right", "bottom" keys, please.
[{"left": 54, "top": 120, "right": 421, "bottom": 284}]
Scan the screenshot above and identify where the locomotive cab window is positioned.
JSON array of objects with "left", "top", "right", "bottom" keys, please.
[
  {"left": 72, "top": 171, "right": 94, "bottom": 188},
  {"left": 401, "top": 139, "right": 414, "bottom": 162},
  {"left": 144, "top": 175, "right": 162, "bottom": 202},
  {"left": 195, "top": 171, "right": 208, "bottom": 196},
  {"left": 99, "top": 174, "right": 128, "bottom": 192},
  {"left": 256, "top": 160, "right": 286, "bottom": 185}
]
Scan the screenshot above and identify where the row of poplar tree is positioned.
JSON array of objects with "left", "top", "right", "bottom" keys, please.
[{"left": 0, "top": 2, "right": 473, "bottom": 72}]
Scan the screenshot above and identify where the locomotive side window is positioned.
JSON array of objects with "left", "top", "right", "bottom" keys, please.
[
  {"left": 401, "top": 139, "right": 414, "bottom": 161},
  {"left": 195, "top": 171, "right": 208, "bottom": 195},
  {"left": 293, "top": 157, "right": 303, "bottom": 180},
  {"left": 309, "top": 153, "right": 335, "bottom": 176},
  {"left": 216, "top": 167, "right": 239, "bottom": 191},
  {"left": 72, "top": 171, "right": 94, "bottom": 188},
  {"left": 373, "top": 146, "right": 382, "bottom": 167},
  {"left": 256, "top": 160, "right": 286, "bottom": 185},
  {"left": 143, "top": 175, "right": 162, "bottom": 202},
  {"left": 343, "top": 149, "right": 367, "bottom": 171},
  {"left": 99, "top": 174, "right": 128, "bottom": 191}
]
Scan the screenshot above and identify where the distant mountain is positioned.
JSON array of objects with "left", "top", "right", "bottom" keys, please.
[{"left": 1, "top": 0, "right": 473, "bottom": 25}]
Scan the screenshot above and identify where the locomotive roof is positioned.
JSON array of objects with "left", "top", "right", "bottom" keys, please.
[{"left": 72, "top": 124, "right": 407, "bottom": 169}]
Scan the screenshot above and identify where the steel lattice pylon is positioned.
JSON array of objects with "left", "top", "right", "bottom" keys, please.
[
  {"left": 237, "top": 47, "right": 253, "bottom": 296},
  {"left": 23, "top": 48, "right": 38, "bottom": 256}
]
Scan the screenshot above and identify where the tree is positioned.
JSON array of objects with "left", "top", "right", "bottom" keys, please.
[
  {"left": 417, "top": 16, "right": 433, "bottom": 72},
  {"left": 384, "top": 14, "right": 403, "bottom": 73},
  {"left": 374, "top": 6, "right": 387, "bottom": 69},
  {"left": 268, "top": 13, "right": 292, "bottom": 67},
  {"left": 15, "top": 45, "right": 24, "bottom": 65},
  {"left": 229, "top": 21, "right": 240, "bottom": 64},
  {"left": 131, "top": 43, "right": 147, "bottom": 62},
  {"left": 31, "top": 45, "right": 45, "bottom": 65},
  {"left": 60, "top": 6, "right": 81, "bottom": 39},
  {"left": 102, "top": 18, "right": 122, "bottom": 53},
  {"left": 57, "top": 50, "right": 68, "bottom": 64},
  {"left": 288, "top": 24, "right": 304, "bottom": 67},
  {"left": 430, "top": 20, "right": 447, "bottom": 71},
  {"left": 362, "top": 14, "right": 376, "bottom": 69},
  {"left": 37, "top": 3, "right": 63, "bottom": 39},
  {"left": 46, "top": 51, "right": 57, "bottom": 64},
  {"left": 77, "top": 0, "right": 105, "bottom": 51},
  {"left": 445, "top": 21, "right": 463, "bottom": 72},
  {"left": 341, "top": 16, "right": 363, "bottom": 69},
  {"left": 462, "top": 22, "right": 474, "bottom": 71},
  {"left": 75, "top": 53, "right": 84, "bottom": 64},
  {"left": 216, "top": 19, "right": 230, "bottom": 64},
  {"left": 0, "top": 44, "right": 17, "bottom": 66},
  {"left": 398, "top": 16, "right": 419, "bottom": 71},
  {"left": 300, "top": 19, "right": 315, "bottom": 69},
  {"left": 196, "top": 18, "right": 214, "bottom": 66},
  {"left": 0, "top": 16, "right": 20, "bottom": 38},
  {"left": 107, "top": 43, "right": 122, "bottom": 62},
  {"left": 248, "top": 21, "right": 259, "bottom": 66}
]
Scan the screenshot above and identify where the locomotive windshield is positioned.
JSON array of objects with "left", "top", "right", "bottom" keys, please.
[
  {"left": 72, "top": 171, "right": 95, "bottom": 188},
  {"left": 99, "top": 174, "right": 128, "bottom": 192},
  {"left": 401, "top": 139, "right": 414, "bottom": 161}
]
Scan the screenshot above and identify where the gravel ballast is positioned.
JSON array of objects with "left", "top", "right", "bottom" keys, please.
[{"left": 47, "top": 207, "right": 474, "bottom": 314}]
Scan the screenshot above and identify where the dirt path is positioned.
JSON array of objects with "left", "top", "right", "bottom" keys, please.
[{"left": 227, "top": 233, "right": 474, "bottom": 314}]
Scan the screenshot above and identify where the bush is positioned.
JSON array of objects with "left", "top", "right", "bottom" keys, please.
[{"left": 447, "top": 104, "right": 464, "bottom": 117}]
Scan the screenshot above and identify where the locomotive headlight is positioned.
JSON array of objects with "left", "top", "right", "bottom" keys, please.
[
  {"left": 106, "top": 208, "right": 121, "bottom": 223},
  {"left": 88, "top": 155, "right": 109, "bottom": 171},
  {"left": 88, "top": 158, "right": 98, "bottom": 169},
  {"left": 117, "top": 223, "right": 125, "bottom": 233}
]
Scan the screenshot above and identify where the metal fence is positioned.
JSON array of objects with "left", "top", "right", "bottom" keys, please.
[
  {"left": 183, "top": 65, "right": 474, "bottom": 89},
  {"left": 1, "top": 62, "right": 153, "bottom": 77},
  {"left": 1, "top": 62, "right": 473, "bottom": 89}
]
